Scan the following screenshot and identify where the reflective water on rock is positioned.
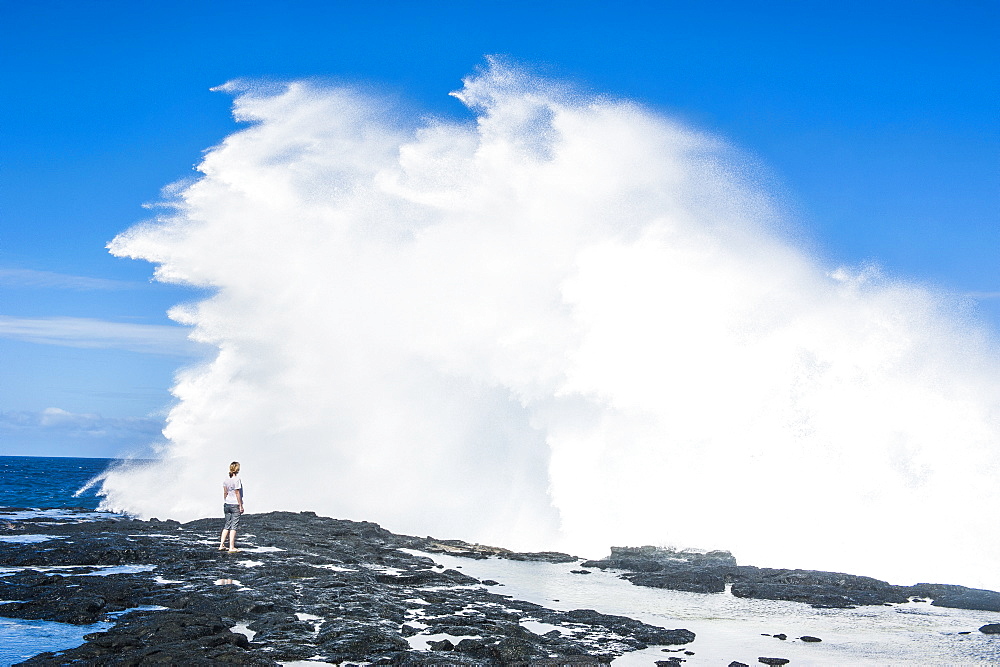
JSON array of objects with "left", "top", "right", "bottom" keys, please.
[
  {"left": 0, "top": 615, "right": 112, "bottom": 665},
  {"left": 408, "top": 550, "right": 1000, "bottom": 665}
]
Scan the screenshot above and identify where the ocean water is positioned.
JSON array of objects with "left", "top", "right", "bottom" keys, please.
[
  {"left": 0, "top": 456, "right": 115, "bottom": 510},
  {"left": 0, "top": 456, "right": 123, "bottom": 666}
]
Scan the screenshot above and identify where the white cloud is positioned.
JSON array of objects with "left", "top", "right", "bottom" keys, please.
[
  {"left": 0, "top": 316, "right": 203, "bottom": 357},
  {"left": 0, "top": 268, "right": 136, "bottom": 290}
]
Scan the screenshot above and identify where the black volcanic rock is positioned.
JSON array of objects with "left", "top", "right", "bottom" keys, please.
[
  {"left": 729, "top": 567, "right": 911, "bottom": 608},
  {"left": 583, "top": 545, "right": 738, "bottom": 571},
  {"left": 908, "top": 583, "right": 1000, "bottom": 612},
  {"left": 980, "top": 623, "right": 1000, "bottom": 634},
  {"left": 418, "top": 538, "right": 577, "bottom": 563},
  {"left": 20, "top": 609, "right": 273, "bottom": 665},
  {"left": 625, "top": 568, "right": 727, "bottom": 594},
  {"left": 583, "top": 546, "right": 735, "bottom": 594}
]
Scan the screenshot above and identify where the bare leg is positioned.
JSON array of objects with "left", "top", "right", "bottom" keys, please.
[
  {"left": 219, "top": 529, "right": 229, "bottom": 549},
  {"left": 228, "top": 530, "right": 237, "bottom": 550}
]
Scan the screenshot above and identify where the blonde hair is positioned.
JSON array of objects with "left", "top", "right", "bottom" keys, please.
[{"left": 229, "top": 461, "right": 241, "bottom": 478}]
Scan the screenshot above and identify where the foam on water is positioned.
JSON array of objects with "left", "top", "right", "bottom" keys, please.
[
  {"left": 0, "top": 565, "right": 156, "bottom": 577},
  {"left": 96, "top": 59, "right": 1000, "bottom": 590},
  {"left": 0, "top": 535, "right": 65, "bottom": 544}
]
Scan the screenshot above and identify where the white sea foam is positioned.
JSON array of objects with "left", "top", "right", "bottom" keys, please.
[
  {"left": 97, "top": 59, "right": 1000, "bottom": 590},
  {"left": 0, "top": 535, "right": 65, "bottom": 544},
  {"left": 0, "top": 565, "right": 156, "bottom": 577}
]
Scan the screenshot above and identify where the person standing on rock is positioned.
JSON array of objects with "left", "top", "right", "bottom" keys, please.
[{"left": 219, "top": 461, "right": 244, "bottom": 552}]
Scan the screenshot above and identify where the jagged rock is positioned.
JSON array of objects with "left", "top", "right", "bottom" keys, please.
[
  {"left": 625, "top": 568, "right": 726, "bottom": 594},
  {"left": 758, "top": 658, "right": 790, "bottom": 666},
  {"left": 19, "top": 610, "right": 272, "bottom": 665},
  {"left": 980, "top": 623, "right": 1000, "bottom": 634},
  {"left": 583, "top": 545, "right": 738, "bottom": 572},
  {"left": 800, "top": 635, "right": 822, "bottom": 642}
]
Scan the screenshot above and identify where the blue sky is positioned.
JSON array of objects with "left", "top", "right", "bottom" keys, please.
[{"left": 1, "top": 0, "right": 996, "bottom": 457}]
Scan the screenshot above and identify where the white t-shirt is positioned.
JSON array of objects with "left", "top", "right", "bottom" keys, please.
[{"left": 223, "top": 475, "right": 243, "bottom": 504}]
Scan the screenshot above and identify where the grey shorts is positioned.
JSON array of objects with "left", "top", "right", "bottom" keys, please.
[{"left": 223, "top": 503, "right": 241, "bottom": 530}]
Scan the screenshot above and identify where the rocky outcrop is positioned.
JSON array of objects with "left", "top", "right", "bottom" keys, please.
[
  {"left": 909, "top": 583, "right": 1000, "bottom": 612},
  {"left": 729, "top": 567, "right": 911, "bottom": 608},
  {"left": 582, "top": 546, "right": 736, "bottom": 594},
  {"left": 418, "top": 538, "right": 576, "bottom": 563}
]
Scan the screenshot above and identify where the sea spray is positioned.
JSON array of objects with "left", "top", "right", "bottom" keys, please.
[{"left": 99, "top": 60, "right": 1000, "bottom": 590}]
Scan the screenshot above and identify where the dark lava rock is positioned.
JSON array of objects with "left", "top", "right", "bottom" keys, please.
[
  {"left": 800, "top": 635, "right": 822, "bottom": 642},
  {"left": 583, "top": 546, "right": 734, "bottom": 594},
  {"left": 571, "top": 569, "right": 592, "bottom": 574},
  {"left": 729, "top": 662, "right": 750, "bottom": 667},
  {"left": 417, "top": 538, "right": 576, "bottom": 563},
  {"left": 583, "top": 545, "right": 737, "bottom": 573},
  {"left": 772, "top": 633, "right": 787, "bottom": 640},
  {"left": 980, "top": 623, "right": 1000, "bottom": 634},
  {"left": 625, "top": 568, "right": 726, "bottom": 594},
  {"left": 546, "top": 608, "right": 695, "bottom": 647},
  {"left": 730, "top": 567, "right": 910, "bottom": 608},
  {"left": 19, "top": 609, "right": 273, "bottom": 665},
  {"left": 0, "top": 569, "right": 157, "bottom": 624},
  {"left": 758, "top": 658, "right": 790, "bottom": 666},
  {"left": 317, "top": 622, "right": 410, "bottom": 662},
  {"left": 909, "top": 583, "right": 1000, "bottom": 612}
]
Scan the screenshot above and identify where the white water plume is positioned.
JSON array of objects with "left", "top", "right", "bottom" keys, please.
[{"left": 99, "top": 61, "right": 1000, "bottom": 590}]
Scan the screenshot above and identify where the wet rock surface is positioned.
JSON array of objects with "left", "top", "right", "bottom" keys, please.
[
  {"left": 0, "top": 510, "right": 694, "bottom": 665},
  {"left": 582, "top": 545, "right": 1000, "bottom": 612}
]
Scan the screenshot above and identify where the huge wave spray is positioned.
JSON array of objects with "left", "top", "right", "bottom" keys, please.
[{"left": 101, "top": 61, "right": 1000, "bottom": 590}]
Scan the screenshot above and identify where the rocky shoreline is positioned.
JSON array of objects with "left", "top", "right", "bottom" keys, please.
[
  {"left": 0, "top": 509, "right": 998, "bottom": 665},
  {"left": 580, "top": 546, "right": 1000, "bottom": 612}
]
